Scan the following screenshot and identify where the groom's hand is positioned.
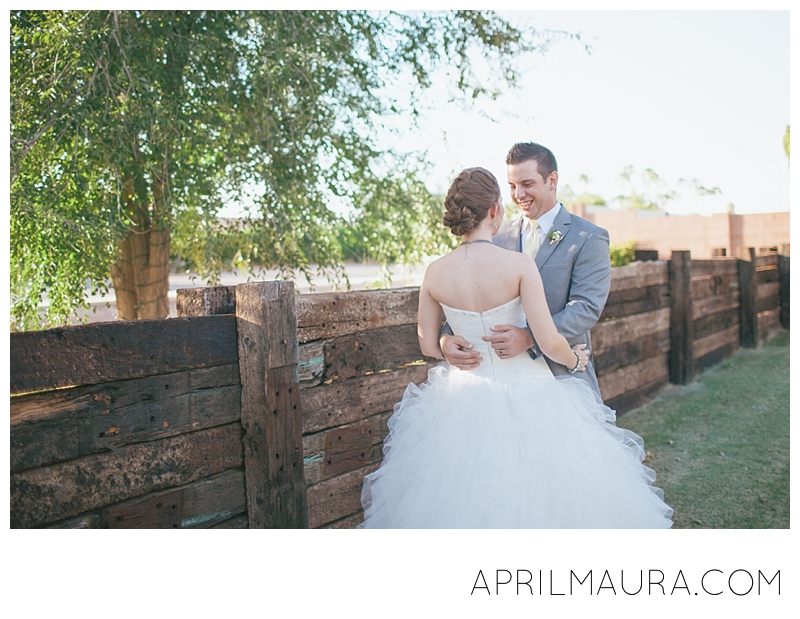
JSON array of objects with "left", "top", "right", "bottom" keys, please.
[
  {"left": 483, "top": 325, "right": 534, "bottom": 359},
  {"left": 440, "top": 333, "right": 482, "bottom": 370}
]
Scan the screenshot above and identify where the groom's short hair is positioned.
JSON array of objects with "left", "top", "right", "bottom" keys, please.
[{"left": 506, "top": 143, "right": 558, "bottom": 180}]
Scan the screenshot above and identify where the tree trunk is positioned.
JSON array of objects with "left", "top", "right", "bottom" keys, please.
[
  {"left": 111, "top": 173, "right": 171, "bottom": 321},
  {"left": 111, "top": 227, "right": 171, "bottom": 320}
]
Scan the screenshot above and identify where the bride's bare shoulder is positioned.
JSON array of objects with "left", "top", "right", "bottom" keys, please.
[{"left": 422, "top": 252, "right": 454, "bottom": 281}]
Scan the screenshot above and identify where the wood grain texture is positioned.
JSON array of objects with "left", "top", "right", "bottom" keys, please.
[
  {"left": 98, "top": 469, "right": 246, "bottom": 528},
  {"left": 693, "top": 325, "right": 740, "bottom": 360},
  {"left": 598, "top": 353, "right": 669, "bottom": 402},
  {"left": 236, "top": 281, "right": 307, "bottom": 528},
  {"left": 298, "top": 340, "right": 326, "bottom": 386},
  {"left": 591, "top": 308, "right": 669, "bottom": 351},
  {"left": 669, "top": 251, "right": 694, "bottom": 384},
  {"left": 755, "top": 254, "right": 779, "bottom": 269},
  {"left": 322, "top": 324, "right": 425, "bottom": 382},
  {"left": 11, "top": 422, "right": 244, "bottom": 529},
  {"left": 43, "top": 513, "right": 101, "bottom": 529},
  {"left": 693, "top": 307, "right": 739, "bottom": 342},
  {"left": 11, "top": 364, "right": 241, "bottom": 473},
  {"left": 757, "top": 309, "right": 784, "bottom": 344},
  {"left": 11, "top": 315, "right": 238, "bottom": 395},
  {"left": 593, "top": 329, "right": 670, "bottom": 376},
  {"left": 779, "top": 254, "right": 790, "bottom": 329},
  {"left": 757, "top": 265, "right": 779, "bottom": 284},
  {"left": 296, "top": 287, "right": 419, "bottom": 343},
  {"left": 303, "top": 411, "right": 392, "bottom": 485},
  {"left": 608, "top": 261, "right": 668, "bottom": 293},
  {"left": 176, "top": 286, "right": 237, "bottom": 316},
  {"left": 692, "top": 291, "right": 740, "bottom": 321},
  {"left": 300, "top": 362, "right": 433, "bottom": 435},
  {"left": 690, "top": 258, "right": 738, "bottom": 278},
  {"left": 306, "top": 463, "right": 378, "bottom": 529},
  {"left": 691, "top": 274, "right": 738, "bottom": 301},
  {"left": 600, "top": 284, "right": 670, "bottom": 321},
  {"left": 756, "top": 282, "right": 780, "bottom": 313},
  {"left": 738, "top": 247, "right": 758, "bottom": 348}
]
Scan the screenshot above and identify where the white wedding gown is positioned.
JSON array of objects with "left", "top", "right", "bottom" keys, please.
[{"left": 360, "top": 297, "right": 673, "bottom": 528}]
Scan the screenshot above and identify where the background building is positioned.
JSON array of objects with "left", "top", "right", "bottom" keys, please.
[{"left": 569, "top": 204, "right": 790, "bottom": 259}]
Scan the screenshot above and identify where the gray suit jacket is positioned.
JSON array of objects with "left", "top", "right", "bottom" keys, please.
[{"left": 493, "top": 205, "right": 611, "bottom": 395}]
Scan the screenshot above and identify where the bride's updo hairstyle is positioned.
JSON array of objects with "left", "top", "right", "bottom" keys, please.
[{"left": 443, "top": 167, "right": 501, "bottom": 236}]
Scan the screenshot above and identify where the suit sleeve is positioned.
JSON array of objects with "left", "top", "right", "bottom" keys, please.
[{"left": 551, "top": 227, "right": 611, "bottom": 342}]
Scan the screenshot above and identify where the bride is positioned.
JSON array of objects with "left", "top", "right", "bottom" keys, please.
[{"left": 359, "top": 167, "right": 673, "bottom": 528}]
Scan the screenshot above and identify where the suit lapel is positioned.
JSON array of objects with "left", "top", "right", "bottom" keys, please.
[
  {"left": 494, "top": 216, "right": 525, "bottom": 252},
  {"left": 535, "top": 205, "right": 571, "bottom": 269}
]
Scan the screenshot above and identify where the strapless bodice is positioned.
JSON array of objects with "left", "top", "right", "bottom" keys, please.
[{"left": 440, "top": 297, "right": 553, "bottom": 382}]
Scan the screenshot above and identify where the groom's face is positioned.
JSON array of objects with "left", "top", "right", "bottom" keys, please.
[{"left": 507, "top": 160, "right": 558, "bottom": 220}]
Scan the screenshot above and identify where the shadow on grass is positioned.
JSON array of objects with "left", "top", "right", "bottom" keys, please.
[{"left": 616, "top": 330, "right": 790, "bottom": 529}]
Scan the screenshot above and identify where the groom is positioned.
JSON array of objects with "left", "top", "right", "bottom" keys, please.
[{"left": 440, "top": 142, "right": 612, "bottom": 396}]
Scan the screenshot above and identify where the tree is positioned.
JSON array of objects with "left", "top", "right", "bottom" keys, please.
[
  {"left": 612, "top": 165, "right": 720, "bottom": 211},
  {"left": 558, "top": 173, "right": 606, "bottom": 209},
  {"left": 11, "top": 10, "right": 563, "bottom": 329}
]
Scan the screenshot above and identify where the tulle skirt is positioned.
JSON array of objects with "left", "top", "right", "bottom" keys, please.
[{"left": 360, "top": 362, "right": 673, "bottom": 529}]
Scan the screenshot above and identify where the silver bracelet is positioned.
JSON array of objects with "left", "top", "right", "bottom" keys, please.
[{"left": 567, "top": 349, "right": 582, "bottom": 374}]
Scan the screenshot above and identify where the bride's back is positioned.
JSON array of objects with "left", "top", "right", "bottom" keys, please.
[{"left": 425, "top": 243, "right": 527, "bottom": 313}]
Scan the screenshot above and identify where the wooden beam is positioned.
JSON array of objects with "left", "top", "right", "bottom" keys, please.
[
  {"left": 300, "top": 362, "right": 433, "bottom": 435},
  {"left": 10, "top": 315, "right": 238, "bottom": 395},
  {"left": 11, "top": 422, "right": 244, "bottom": 529},
  {"left": 11, "top": 364, "right": 241, "bottom": 473},
  {"left": 779, "top": 246, "right": 790, "bottom": 329},
  {"left": 737, "top": 247, "right": 758, "bottom": 348},
  {"left": 633, "top": 250, "right": 659, "bottom": 262},
  {"left": 306, "top": 463, "right": 379, "bottom": 529},
  {"left": 609, "top": 261, "right": 668, "bottom": 293},
  {"left": 591, "top": 308, "right": 669, "bottom": 351},
  {"left": 669, "top": 251, "right": 694, "bottom": 384},
  {"left": 593, "top": 329, "right": 670, "bottom": 376},
  {"left": 98, "top": 469, "right": 246, "bottom": 529},
  {"left": 322, "top": 324, "right": 425, "bottom": 382},
  {"left": 236, "top": 281, "right": 308, "bottom": 528},
  {"left": 176, "top": 285, "right": 237, "bottom": 316},
  {"left": 296, "top": 287, "right": 419, "bottom": 343},
  {"left": 598, "top": 353, "right": 669, "bottom": 402}
]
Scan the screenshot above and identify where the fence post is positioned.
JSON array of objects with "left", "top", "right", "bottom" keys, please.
[
  {"left": 176, "top": 285, "right": 237, "bottom": 316},
  {"left": 669, "top": 250, "right": 694, "bottom": 384},
  {"left": 634, "top": 249, "right": 660, "bottom": 262},
  {"left": 737, "top": 247, "right": 758, "bottom": 348},
  {"left": 236, "top": 281, "right": 308, "bottom": 528},
  {"left": 778, "top": 244, "right": 790, "bottom": 330}
]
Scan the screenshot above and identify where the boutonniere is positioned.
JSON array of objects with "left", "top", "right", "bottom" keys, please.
[{"left": 547, "top": 230, "right": 563, "bottom": 245}]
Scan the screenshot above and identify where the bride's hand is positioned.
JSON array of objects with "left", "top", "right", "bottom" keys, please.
[{"left": 571, "top": 344, "right": 590, "bottom": 372}]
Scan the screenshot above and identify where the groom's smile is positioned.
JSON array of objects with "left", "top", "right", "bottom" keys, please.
[{"left": 507, "top": 159, "right": 559, "bottom": 220}]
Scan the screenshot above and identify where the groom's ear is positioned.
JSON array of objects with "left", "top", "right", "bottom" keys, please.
[{"left": 548, "top": 171, "right": 559, "bottom": 191}]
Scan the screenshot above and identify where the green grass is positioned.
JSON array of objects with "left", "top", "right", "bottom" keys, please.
[{"left": 615, "top": 331, "right": 790, "bottom": 529}]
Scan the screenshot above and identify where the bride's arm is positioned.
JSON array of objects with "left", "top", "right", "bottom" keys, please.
[
  {"left": 519, "top": 257, "right": 589, "bottom": 371},
  {"left": 418, "top": 275, "right": 445, "bottom": 359}
]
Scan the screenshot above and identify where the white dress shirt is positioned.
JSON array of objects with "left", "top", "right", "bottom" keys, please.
[{"left": 521, "top": 202, "right": 562, "bottom": 254}]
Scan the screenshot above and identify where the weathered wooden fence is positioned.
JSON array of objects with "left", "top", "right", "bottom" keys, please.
[{"left": 10, "top": 248, "right": 788, "bottom": 528}]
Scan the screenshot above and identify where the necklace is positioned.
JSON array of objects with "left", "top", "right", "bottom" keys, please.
[
  {"left": 459, "top": 239, "right": 493, "bottom": 246},
  {"left": 460, "top": 238, "right": 492, "bottom": 259}
]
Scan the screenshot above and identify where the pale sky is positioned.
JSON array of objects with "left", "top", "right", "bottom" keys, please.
[{"left": 387, "top": 10, "right": 790, "bottom": 217}]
